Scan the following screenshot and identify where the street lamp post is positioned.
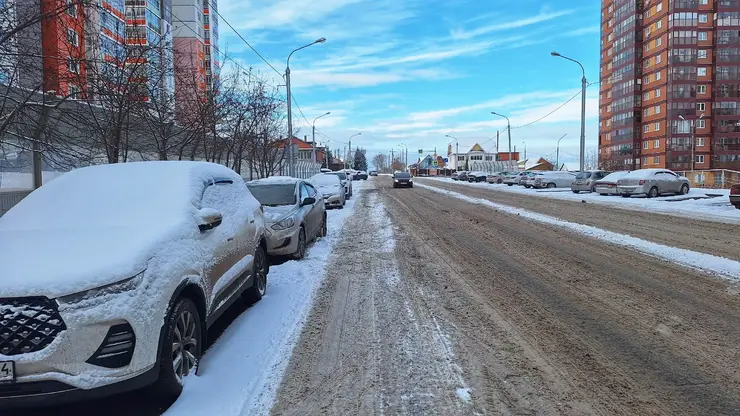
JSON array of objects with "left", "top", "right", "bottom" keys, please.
[
  {"left": 490, "top": 112, "right": 512, "bottom": 165},
  {"left": 551, "top": 51, "right": 587, "bottom": 172},
  {"left": 555, "top": 133, "right": 568, "bottom": 171},
  {"left": 312, "top": 112, "right": 330, "bottom": 164},
  {"left": 522, "top": 141, "right": 527, "bottom": 160},
  {"left": 286, "top": 37, "right": 326, "bottom": 177},
  {"left": 445, "top": 134, "right": 460, "bottom": 171},
  {"left": 348, "top": 132, "right": 361, "bottom": 169}
]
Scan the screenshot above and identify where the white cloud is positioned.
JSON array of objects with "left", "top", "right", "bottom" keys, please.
[{"left": 450, "top": 9, "right": 575, "bottom": 40}]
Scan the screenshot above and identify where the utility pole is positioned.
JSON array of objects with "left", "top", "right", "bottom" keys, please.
[
  {"left": 496, "top": 130, "right": 499, "bottom": 154},
  {"left": 551, "top": 51, "right": 587, "bottom": 172},
  {"left": 31, "top": 97, "right": 53, "bottom": 189},
  {"left": 556, "top": 133, "right": 567, "bottom": 171}
]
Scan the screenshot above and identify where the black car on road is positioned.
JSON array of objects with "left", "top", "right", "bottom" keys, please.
[
  {"left": 467, "top": 171, "right": 488, "bottom": 182},
  {"left": 392, "top": 172, "right": 413, "bottom": 188}
]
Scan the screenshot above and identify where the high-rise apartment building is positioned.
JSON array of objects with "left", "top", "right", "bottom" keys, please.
[{"left": 600, "top": 0, "right": 740, "bottom": 172}]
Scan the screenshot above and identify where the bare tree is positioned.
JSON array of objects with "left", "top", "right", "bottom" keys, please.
[
  {"left": 372, "top": 153, "right": 387, "bottom": 172},
  {"left": 584, "top": 147, "right": 599, "bottom": 170}
]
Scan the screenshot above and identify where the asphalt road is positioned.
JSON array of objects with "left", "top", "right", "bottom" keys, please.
[{"left": 272, "top": 177, "right": 740, "bottom": 415}]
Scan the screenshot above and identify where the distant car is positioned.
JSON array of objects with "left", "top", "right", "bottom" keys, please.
[
  {"left": 355, "top": 170, "right": 368, "bottom": 180},
  {"left": 310, "top": 173, "right": 346, "bottom": 209},
  {"left": 502, "top": 172, "right": 526, "bottom": 186},
  {"left": 593, "top": 171, "right": 631, "bottom": 195},
  {"left": 467, "top": 171, "right": 488, "bottom": 182},
  {"left": 457, "top": 171, "right": 471, "bottom": 182},
  {"left": 325, "top": 171, "right": 353, "bottom": 199},
  {"left": 247, "top": 177, "right": 327, "bottom": 259},
  {"left": 571, "top": 170, "right": 611, "bottom": 193},
  {"left": 486, "top": 171, "right": 511, "bottom": 184},
  {"left": 369, "top": 170, "right": 378, "bottom": 176},
  {"left": 0, "top": 161, "right": 269, "bottom": 407},
  {"left": 533, "top": 171, "right": 577, "bottom": 189},
  {"left": 392, "top": 171, "right": 413, "bottom": 188},
  {"left": 731, "top": 183, "right": 740, "bottom": 209},
  {"left": 616, "top": 168, "right": 690, "bottom": 198},
  {"left": 451, "top": 171, "right": 467, "bottom": 181},
  {"left": 523, "top": 172, "right": 543, "bottom": 188}
]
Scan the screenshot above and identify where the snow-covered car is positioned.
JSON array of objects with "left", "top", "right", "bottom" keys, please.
[
  {"left": 319, "top": 168, "right": 332, "bottom": 173},
  {"left": 731, "top": 183, "right": 740, "bottom": 209},
  {"left": 0, "top": 161, "right": 269, "bottom": 407},
  {"left": 533, "top": 171, "right": 577, "bottom": 189},
  {"left": 616, "top": 169, "right": 690, "bottom": 198},
  {"left": 523, "top": 172, "right": 543, "bottom": 188},
  {"left": 593, "top": 171, "right": 630, "bottom": 195},
  {"left": 502, "top": 172, "right": 526, "bottom": 186},
  {"left": 310, "top": 173, "right": 346, "bottom": 209},
  {"left": 325, "top": 171, "right": 352, "bottom": 199},
  {"left": 571, "top": 170, "right": 611, "bottom": 193},
  {"left": 369, "top": 170, "right": 378, "bottom": 176},
  {"left": 246, "top": 177, "right": 327, "bottom": 259},
  {"left": 486, "top": 171, "right": 511, "bottom": 184},
  {"left": 355, "top": 170, "right": 369, "bottom": 180},
  {"left": 467, "top": 171, "right": 488, "bottom": 182},
  {"left": 451, "top": 171, "right": 467, "bottom": 181}
]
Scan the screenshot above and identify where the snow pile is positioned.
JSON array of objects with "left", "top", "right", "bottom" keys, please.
[
  {"left": 245, "top": 176, "right": 299, "bottom": 185},
  {"left": 166, "top": 180, "right": 370, "bottom": 416},
  {"left": 416, "top": 183, "right": 740, "bottom": 282},
  {"left": 428, "top": 177, "right": 738, "bottom": 224}
]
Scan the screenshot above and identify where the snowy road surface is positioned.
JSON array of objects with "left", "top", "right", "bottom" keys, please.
[{"left": 12, "top": 176, "right": 740, "bottom": 415}]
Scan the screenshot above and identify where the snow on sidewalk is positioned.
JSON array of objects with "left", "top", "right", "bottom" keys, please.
[
  {"left": 416, "top": 183, "right": 740, "bottom": 283},
  {"left": 426, "top": 177, "right": 739, "bottom": 224},
  {"left": 165, "top": 180, "right": 369, "bottom": 416}
]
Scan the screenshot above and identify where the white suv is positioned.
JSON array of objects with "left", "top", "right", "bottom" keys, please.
[{"left": 0, "top": 161, "right": 268, "bottom": 407}]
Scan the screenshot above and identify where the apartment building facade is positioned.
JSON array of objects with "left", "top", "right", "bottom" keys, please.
[{"left": 600, "top": 0, "right": 740, "bottom": 172}]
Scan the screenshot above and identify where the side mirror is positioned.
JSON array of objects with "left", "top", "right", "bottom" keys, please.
[
  {"left": 301, "top": 197, "right": 316, "bottom": 206},
  {"left": 197, "top": 208, "right": 223, "bottom": 232}
]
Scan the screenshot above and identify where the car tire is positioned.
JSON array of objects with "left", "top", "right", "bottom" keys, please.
[
  {"left": 410, "top": 184, "right": 414, "bottom": 188},
  {"left": 293, "top": 227, "right": 307, "bottom": 260},
  {"left": 151, "top": 297, "right": 202, "bottom": 402},
  {"left": 319, "top": 214, "right": 328, "bottom": 238},
  {"left": 243, "top": 245, "right": 268, "bottom": 305},
  {"left": 572, "top": 190, "right": 579, "bottom": 194},
  {"left": 621, "top": 194, "right": 631, "bottom": 198},
  {"left": 647, "top": 186, "right": 659, "bottom": 198},
  {"left": 680, "top": 184, "right": 689, "bottom": 195},
  {"left": 546, "top": 183, "right": 556, "bottom": 189},
  {"left": 507, "top": 184, "right": 513, "bottom": 186},
  {"left": 599, "top": 193, "right": 607, "bottom": 196},
  {"left": 497, "top": 179, "right": 503, "bottom": 184}
]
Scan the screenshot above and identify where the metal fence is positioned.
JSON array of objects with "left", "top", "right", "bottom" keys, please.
[
  {"left": 0, "top": 190, "right": 32, "bottom": 217},
  {"left": 241, "top": 160, "right": 322, "bottom": 180},
  {"left": 469, "top": 161, "right": 520, "bottom": 173},
  {"left": 675, "top": 169, "right": 740, "bottom": 189}
]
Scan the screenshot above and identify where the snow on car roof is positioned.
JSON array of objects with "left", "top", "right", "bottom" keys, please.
[
  {"left": 599, "top": 171, "right": 631, "bottom": 182},
  {"left": 621, "top": 168, "right": 672, "bottom": 178},
  {"left": 310, "top": 174, "right": 341, "bottom": 184},
  {"left": 247, "top": 176, "right": 300, "bottom": 185}
]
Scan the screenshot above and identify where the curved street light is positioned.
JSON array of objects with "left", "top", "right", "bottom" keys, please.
[
  {"left": 556, "top": 133, "right": 567, "bottom": 171},
  {"left": 285, "top": 37, "right": 327, "bottom": 176},
  {"left": 311, "top": 112, "right": 330, "bottom": 164},
  {"left": 347, "top": 132, "right": 361, "bottom": 169},
  {"left": 551, "top": 51, "right": 586, "bottom": 171},
  {"left": 491, "top": 112, "right": 512, "bottom": 164}
]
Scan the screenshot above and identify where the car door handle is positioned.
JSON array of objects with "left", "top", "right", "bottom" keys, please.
[
  {"left": 227, "top": 236, "right": 235, "bottom": 242},
  {"left": 249, "top": 219, "right": 255, "bottom": 223}
]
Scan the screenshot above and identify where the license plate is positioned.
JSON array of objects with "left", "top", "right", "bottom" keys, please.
[{"left": 0, "top": 361, "right": 15, "bottom": 383}]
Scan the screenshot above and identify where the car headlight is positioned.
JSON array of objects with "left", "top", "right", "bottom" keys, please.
[
  {"left": 271, "top": 216, "right": 295, "bottom": 230},
  {"left": 394, "top": 179, "right": 399, "bottom": 182},
  {"left": 58, "top": 271, "right": 144, "bottom": 307}
]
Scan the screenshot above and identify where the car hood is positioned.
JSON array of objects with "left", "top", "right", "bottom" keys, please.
[
  {"left": 315, "top": 184, "right": 342, "bottom": 195},
  {"left": 0, "top": 225, "right": 179, "bottom": 298},
  {"left": 263, "top": 205, "right": 297, "bottom": 223}
]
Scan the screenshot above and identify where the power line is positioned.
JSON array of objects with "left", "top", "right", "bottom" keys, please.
[
  {"left": 290, "top": 94, "right": 313, "bottom": 131},
  {"left": 511, "top": 82, "right": 597, "bottom": 130}
]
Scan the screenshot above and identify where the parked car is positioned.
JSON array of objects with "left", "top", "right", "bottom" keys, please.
[
  {"left": 616, "top": 169, "right": 691, "bottom": 198},
  {"left": 369, "top": 170, "right": 378, "bottom": 176},
  {"left": 520, "top": 171, "right": 539, "bottom": 187},
  {"left": 486, "top": 171, "right": 511, "bottom": 184},
  {"left": 0, "top": 161, "right": 269, "bottom": 407},
  {"left": 457, "top": 171, "right": 472, "bottom": 182},
  {"left": 320, "top": 168, "right": 332, "bottom": 173},
  {"left": 392, "top": 171, "right": 413, "bottom": 188},
  {"left": 731, "top": 183, "right": 740, "bottom": 209},
  {"left": 325, "top": 171, "right": 353, "bottom": 199},
  {"left": 310, "top": 173, "right": 346, "bottom": 209},
  {"left": 247, "top": 177, "right": 327, "bottom": 259},
  {"left": 533, "top": 171, "right": 577, "bottom": 189},
  {"left": 593, "top": 171, "right": 631, "bottom": 195},
  {"left": 571, "top": 170, "right": 612, "bottom": 193},
  {"left": 355, "top": 170, "right": 369, "bottom": 180},
  {"left": 467, "top": 171, "right": 488, "bottom": 182},
  {"left": 452, "top": 171, "right": 468, "bottom": 181},
  {"left": 503, "top": 172, "right": 527, "bottom": 186}
]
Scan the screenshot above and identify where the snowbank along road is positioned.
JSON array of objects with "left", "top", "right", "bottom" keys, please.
[{"left": 273, "top": 177, "right": 740, "bottom": 415}]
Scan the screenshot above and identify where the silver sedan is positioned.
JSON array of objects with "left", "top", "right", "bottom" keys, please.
[
  {"left": 310, "top": 173, "right": 346, "bottom": 209},
  {"left": 616, "top": 169, "right": 691, "bottom": 198},
  {"left": 246, "top": 177, "right": 327, "bottom": 259}
]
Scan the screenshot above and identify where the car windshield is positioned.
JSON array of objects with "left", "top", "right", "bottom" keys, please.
[
  {"left": 327, "top": 172, "right": 347, "bottom": 180},
  {"left": 246, "top": 184, "right": 296, "bottom": 206},
  {"left": 395, "top": 172, "right": 411, "bottom": 179},
  {"left": 310, "top": 175, "right": 341, "bottom": 186},
  {"left": 575, "top": 172, "right": 593, "bottom": 179}
]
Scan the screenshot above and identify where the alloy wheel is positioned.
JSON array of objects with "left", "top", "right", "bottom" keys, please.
[
  {"left": 172, "top": 310, "right": 198, "bottom": 382},
  {"left": 255, "top": 247, "right": 267, "bottom": 296}
]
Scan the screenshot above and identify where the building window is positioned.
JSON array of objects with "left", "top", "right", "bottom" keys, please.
[
  {"left": 644, "top": 108, "right": 650, "bottom": 116},
  {"left": 644, "top": 124, "right": 650, "bottom": 133},
  {"left": 699, "top": 14, "right": 708, "bottom": 23},
  {"left": 68, "top": 84, "right": 80, "bottom": 99},
  {"left": 656, "top": 88, "right": 661, "bottom": 97},
  {"left": 698, "top": 50, "right": 707, "bottom": 59},
  {"left": 654, "top": 122, "right": 660, "bottom": 131},
  {"left": 655, "top": 105, "right": 661, "bottom": 114},
  {"left": 698, "top": 102, "right": 706, "bottom": 111},
  {"left": 66, "top": 28, "right": 78, "bottom": 46},
  {"left": 67, "top": 57, "right": 79, "bottom": 73},
  {"left": 698, "top": 67, "right": 707, "bottom": 76},
  {"left": 644, "top": 92, "right": 650, "bottom": 100},
  {"left": 656, "top": 54, "right": 662, "bottom": 63},
  {"left": 696, "top": 155, "right": 705, "bottom": 163},
  {"left": 643, "top": 141, "right": 649, "bottom": 149},
  {"left": 699, "top": 32, "right": 707, "bottom": 41},
  {"left": 66, "top": 0, "right": 77, "bottom": 17},
  {"left": 657, "top": 19, "right": 662, "bottom": 29},
  {"left": 698, "top": 85, "right": 706, "bottom": 94},
  {"left": 697, "top": 119, "right": 705, "bottom": 128},
  {"left": 654, "top": 156, "right": 660, "bottom": 164},
  {"left": 699, "top": 0, "right": 708, "bottom": 4},
  {"left": 643, "top": 156, "right": 649, "bottom": 165},
  {"left": 656, "top": 71, "right": 661, "bottom": 80},
  {"left": 656, "top": 37, "right": 662, "bottom": 47},
  {"left": 654, "top": 139, "right": 660, "bottom": 148},
  {"left": 696, "top": 137, "right": 705, "bottom": 146}
]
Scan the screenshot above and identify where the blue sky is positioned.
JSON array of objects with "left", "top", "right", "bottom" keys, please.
[{"left": 217, "top": 0, "right": 601, "bottom": 168}]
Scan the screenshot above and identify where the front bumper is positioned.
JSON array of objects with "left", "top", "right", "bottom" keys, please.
[
  {"left": 0, "top": 280, "right": 169, "bottom": 407},
  {"left": 265, "top": 225, "right": 300, "bottom": 256},
  {"left": 323, "top": 194, "right": 343, "bottom": 208},
  {"left": 617, "top": 185, "right": 648, "bottom": 195},
  {"left": 393, "top": 181, "right": 413, "bottom": 187},
  {"left": 729, "top": 195, "right": 740, "bottom": 207}
]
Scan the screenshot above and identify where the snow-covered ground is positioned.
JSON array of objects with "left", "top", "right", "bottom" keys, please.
[
  {"left": 417, "top": 183, "right": 740, "bottom": 283},
  {"left": 427, "top": 177, "right": 738, "bottom": 224},
  {"left": 165, "top": 180, "right": 369, "bottom": 416},
  {"left": 0, "top": 171, "right": 65, "bottom": 189}
]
